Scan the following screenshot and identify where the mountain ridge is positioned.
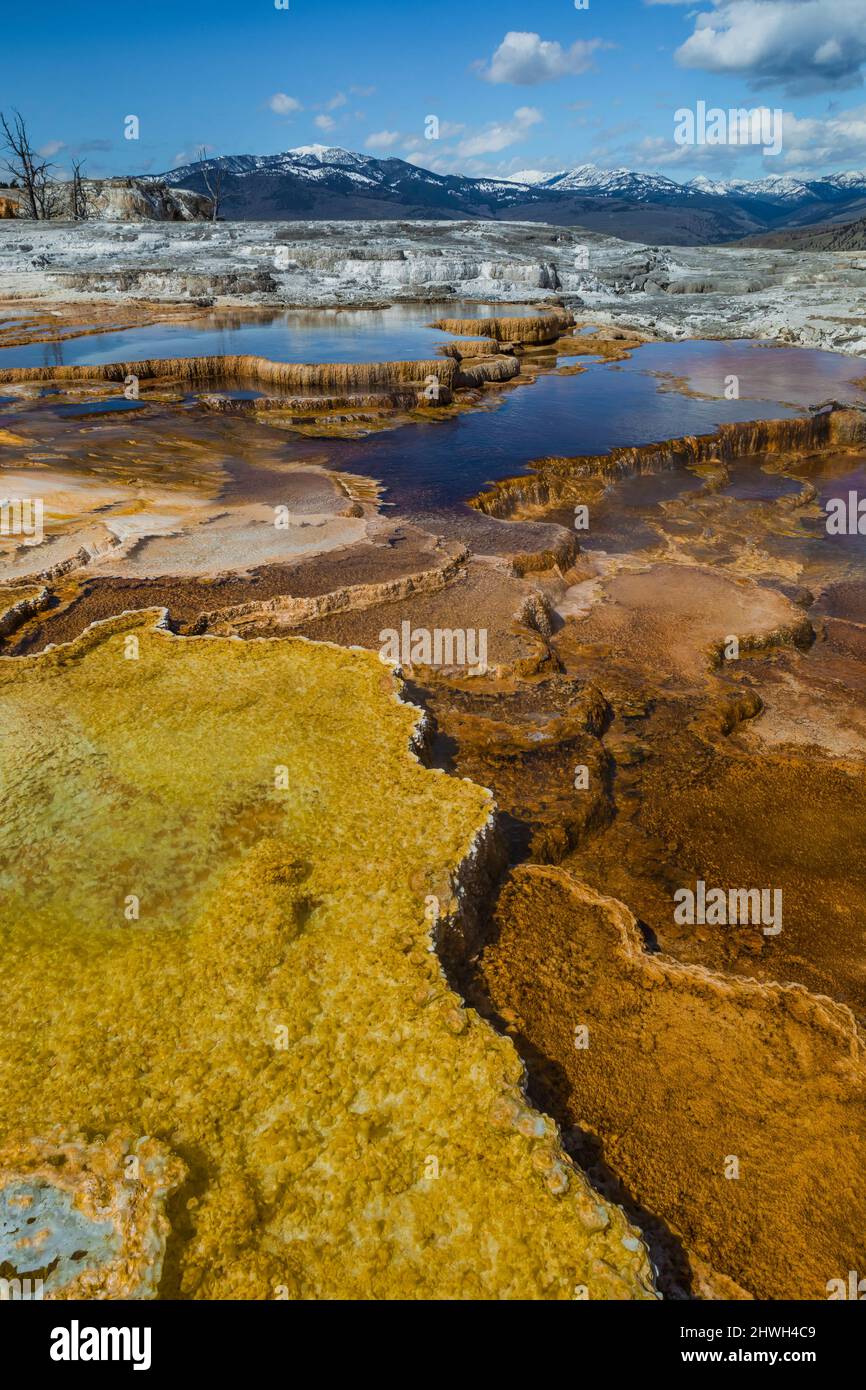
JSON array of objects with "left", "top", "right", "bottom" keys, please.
[{"left": 157, "top": 145, "right": 866, "bottom": 246}]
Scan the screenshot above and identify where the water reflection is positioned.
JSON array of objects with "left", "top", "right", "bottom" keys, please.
[
  {"left": 0, "top": 301, "right": 544, "bottom": 370},
  {"left": 329, "top": 340, "right": 866, "bottom": 511}
]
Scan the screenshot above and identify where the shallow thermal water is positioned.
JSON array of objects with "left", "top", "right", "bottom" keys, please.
[
  {"left": 4, "top": 309, "right": 866, "bottom": 1302},
  {"left": 0, "top": 301, "right": 541, "bottom": 370},
  {"left": 325, "top": 340, "right": 866, "bottom": 512},
  {"left": 9, "top": 338, "right": 863, "bottom": 523}
]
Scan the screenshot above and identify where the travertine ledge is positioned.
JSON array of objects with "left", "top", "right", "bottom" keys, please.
[{"left": 0, "top": 612, "right": 657, "bottom": 1300}]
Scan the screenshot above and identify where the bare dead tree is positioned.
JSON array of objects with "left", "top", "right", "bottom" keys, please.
[
  {"left": 0, "top": 109, "right": 56, "bottom": 219},
  {"left": 39, "top": 177, "right": 62, "bottom": 221},
  {"left": 70, "top": 158, "right": 90, "bottom": 221},
  {"left": 196, "top": 145, "right": 224, "bottom": 221}
]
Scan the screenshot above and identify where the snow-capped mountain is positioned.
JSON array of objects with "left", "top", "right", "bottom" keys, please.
[
  {"left": 169, "top": 144, "right": 528, "bottom": 198},
  {"left": 685, "top": 174, "right": 736, "bottom": 198},
  {"left": 709, "top": 171, "right": 866, "bottom": 201},
  {"left": 163, "top": 145, "right": 539, "bottom": 220},
  {"left": 526, "top": 164, "right": 686, "bottom": 199},
  {"left": 507, "top": 162, "right": 866, "bottom": 206},
  {"left": 158, "top": 146, "right": 866, "bottom": 246},
  {"left": 722, "top": 174, "right": 814, "bottom": 201},
  {"left": 509, "top": 168, "right": 565, "bottom": 187}
]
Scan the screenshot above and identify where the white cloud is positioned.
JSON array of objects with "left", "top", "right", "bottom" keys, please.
[
  {"left": 169, "top": 145, "right": 213, "bottom": 169},
  {"left": 349, "top": 85, "right": 377, "bottom": 98},
  {"left": 400, "top": 144, "right": 544, "bottom": 180},
  {"left": 622, "top": 133, "right": 742, "bottom": 171},
  {"left": 365, "top": 129, "right": 401, "bottom": 149},
  {"left": 400, "top": 109, "right": 543, "bottom": 175},
  {"left": 478, "top": 31, "right": 610, "bottom": 85},
  {"left": 269, "top": 93, "right": 302, "bottom": 115},
  {"left": 403, "top": 121, "right": 465, "bottom": 155},
  {"left": 314, "top": 114, "right": 336, "bottom": 132},
  {"left": 775, "top": 104, "right": 866, "bottom": 169},
  {"left": 675, "top": 0, "right": 866, "bottom": 93},
  {"left": 509, "top": 168, "right": 559, "bottom": 183},
  {"left": 585, "top": 99, "right": 866, "bottom": 177},
  {"left": 326, "top": 92, "right": 348, "bottom": 110},
  {"left": 457, "top": 106, "right": 543, "bottom": 157},
  {"left": 37, "top": 140, "right": 66, "bottom": 157}
]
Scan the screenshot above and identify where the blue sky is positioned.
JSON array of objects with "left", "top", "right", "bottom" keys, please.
[{"left": 2, "top": 0, "right": 864, "bottom": 182}]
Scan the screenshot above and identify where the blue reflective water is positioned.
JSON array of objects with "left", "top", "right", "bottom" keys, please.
[
  {"left": 326, "top": 340, "right": 866, "bottom": 511},
  {"left": 3, "top": 324, "right": 864, "bottom": 519},
  {"left": 0, "top": 301, "right": 539, "bottom": 369},
  {"left": 53, "top": 398, "right": 147, "bottom": 415}
]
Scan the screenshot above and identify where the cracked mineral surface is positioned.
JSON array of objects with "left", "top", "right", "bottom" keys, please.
[
  {"left": 3, "top": 218, "right": 866, "bottom": 354},
  {"left": 2, "top": 223, "right": 866, "bottom": 1302},
  {"left": 0, "top": 611, "right": 655, "bottom": 1300}
]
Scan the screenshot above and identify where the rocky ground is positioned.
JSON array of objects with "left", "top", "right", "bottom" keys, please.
[
  {"left": 1, "top": 219, "right": 866, "bottom": 356},
  {"left": 2, "top": 278, "right": 866, "bottom": 1300},
  {"left": 0, "top": 610, "right": 659, "bottom": 1301}
]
